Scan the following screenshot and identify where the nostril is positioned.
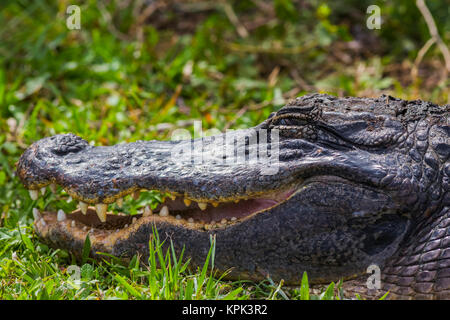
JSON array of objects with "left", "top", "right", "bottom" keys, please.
[{"left": 49, "top": 134, "right": 89, "bottom": 156}]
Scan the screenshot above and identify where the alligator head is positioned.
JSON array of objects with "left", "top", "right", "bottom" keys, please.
[{"left": 17, "top": 93, "right": 449, "bottom": 299}]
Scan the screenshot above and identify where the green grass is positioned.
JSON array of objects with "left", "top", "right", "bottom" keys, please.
[{"left": 0, "top": 0, "right": 448, "bottom": 300}]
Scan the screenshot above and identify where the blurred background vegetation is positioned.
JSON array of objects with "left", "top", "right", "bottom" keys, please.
[{"left": 0, "top": 0, "right": 448, "bottom": 299}]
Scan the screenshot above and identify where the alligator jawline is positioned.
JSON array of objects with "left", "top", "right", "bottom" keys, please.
[{"left": 35, "top": 186, "right": 297, "bottom": 234}]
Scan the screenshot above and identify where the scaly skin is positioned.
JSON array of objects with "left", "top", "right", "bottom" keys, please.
[{"left": 17, "top": 93, "right": 449, "bottom": 299}]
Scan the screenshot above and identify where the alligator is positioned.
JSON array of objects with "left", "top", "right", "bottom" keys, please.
[{"left": 17, "top": 93, "right": 449, "bottom": 299}]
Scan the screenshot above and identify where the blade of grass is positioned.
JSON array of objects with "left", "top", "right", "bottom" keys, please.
[
  {"left": 300, "top": 271, "right": 310, "bottom": 300},
  {"left": 81, "top": 234, "right": 91, "bottom": 265},
  {"left": 114, "top": 273, "right": 142, "bottom": 299}
]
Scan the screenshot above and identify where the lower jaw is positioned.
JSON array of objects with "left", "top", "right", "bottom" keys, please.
[
  {"left": 31, "top": 185, "right": 298, "bottom": 285},
  {"left": 33, "top": 208, "right": 375, "bottom": 290}
]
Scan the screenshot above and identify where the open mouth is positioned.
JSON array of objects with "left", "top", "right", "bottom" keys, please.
[
  {"left": 31, "top": 185, "right": 296, "bottom": 233},
  {"left": 19, "top": 133, "right": 299, "bottom": 237}
]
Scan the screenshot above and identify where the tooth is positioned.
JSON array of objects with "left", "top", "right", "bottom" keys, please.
[
  {"left": 159, "top": 206, "right": 169, "bottom": 217},
  {"left": 40, "top": 187, "right": 46, "bottom": 196},
  {"left": 12, "top": 252, "right": 18, "bottom": 261},
  {"left": 198, "top": 202, "right": 207, "bottom": 211},
  {"left": 71, "top": 220, "right": 76, "bottom": 227},
  {"left": 183, "top": 199, "right": 191, "bottom": 207},
  {"left": 132, "top": 190, "right": 140, "bottom": 200},
  {"left": 57, "top": 209, "right": 66, "bottom": 222},
  {"left": 188, "top": 217, "right": 194, "bottom": 223},
  {"left": 50, "top": 183, "right": 57, "bottom": 193},
  {"left": 143, "top": 206, "right": 152, "bottom": 216},
  {"left": 29, "top": 190, "right": 39, "bottom": 201},
  {"left": 79, "top": 201, "right": 88, "bottom": 215},
  {"left": 175, "top": 214, "right": 181, "bottom": 220},
  {"left": 32, "top": 208, "right": 41, "bottom": 220},
  {"left": 132, "top": 217, "right": 137, "bottom": 224},
  {"left": 212, "top": 202, "right": 219, "bottom": 207},
  {"left": 95, "top": 203, "right": 107, "bottom": 222},
  {"left": 117, "top": 198, "right": 123, "bottom": 208}
]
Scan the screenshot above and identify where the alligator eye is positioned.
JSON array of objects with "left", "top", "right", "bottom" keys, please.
[
  {"left": 279, "top": 119, "right": 292, "bottom": 126},
  {"left": 270, "top": 117, "right": 304, "bottom": 127},
  {"left": 49, "top": 134, "right": 89, "bottom": 156}
]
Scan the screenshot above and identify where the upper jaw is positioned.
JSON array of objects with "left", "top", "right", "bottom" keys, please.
[{"left": 16, "top": 130, "right": 297, "bottom": 204}]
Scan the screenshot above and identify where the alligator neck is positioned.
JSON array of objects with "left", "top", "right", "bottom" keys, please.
[
  {"left": 380, "top": 206, "right": 450, "bottom": 299},
  {"left": 339, "top": 206, "right": 449, "bottom": 299}
]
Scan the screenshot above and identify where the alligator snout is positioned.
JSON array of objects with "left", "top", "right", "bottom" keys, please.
[{"left": 17, "top": 134, "right": 89, "bottom": 192}]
